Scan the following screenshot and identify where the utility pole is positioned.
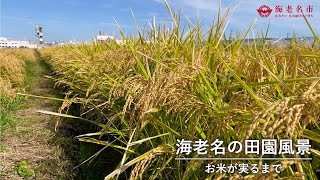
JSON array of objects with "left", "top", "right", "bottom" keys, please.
[{"left": 35, "top": 26, "right": 43, "bottom": 48}]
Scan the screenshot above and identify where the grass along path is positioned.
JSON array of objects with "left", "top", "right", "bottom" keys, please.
[{"left": 0, "top": 57, "right": 74, "bottom": 179}]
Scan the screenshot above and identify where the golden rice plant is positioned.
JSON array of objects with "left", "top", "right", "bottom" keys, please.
[
  {"left": 39, "top": 1, "right": 320, "bottom": 179},
  {"left": 10, "top": 48, "right": 36, "bottom": 62},
  {"left": 0, "top": 49, "right": 26, "bottom": 97}
]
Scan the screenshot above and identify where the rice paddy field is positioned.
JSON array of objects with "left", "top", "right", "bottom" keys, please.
[
  {"left": 38, "top": 6, "right": 320, "bottom": 179},
  {"left": 0, "top": 49, "right": 35, "bottom": 97},
  {"left": 1, "top": 3, "right": 320, "bottom": 180},
  {"left": 0, "top": 49, "right": 35, "bottom": 131}
]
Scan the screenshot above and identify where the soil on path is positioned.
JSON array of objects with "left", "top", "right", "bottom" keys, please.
[{"left": 0, "top": 60, "right": 74, "bottom": 179}]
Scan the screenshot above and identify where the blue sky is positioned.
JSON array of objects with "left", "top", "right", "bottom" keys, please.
[{"left": 1, "top": 0, "right": 319, "bottom": 42}]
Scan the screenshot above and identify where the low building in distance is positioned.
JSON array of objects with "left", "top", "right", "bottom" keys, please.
[
  {"left": 93, "top": 31, "right": 117, "bottom": 42},
  {"left": 0, "top": 37, "right": 37, "bottom": 48}
]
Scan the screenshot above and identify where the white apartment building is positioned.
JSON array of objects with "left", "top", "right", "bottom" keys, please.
[{"left": 0, "top": 37, "right": 37, "bottom": 48}]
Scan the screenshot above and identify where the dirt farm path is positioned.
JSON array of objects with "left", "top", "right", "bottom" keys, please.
[{"left": 0, "top": 59, "right": 73, "bottom": 179}]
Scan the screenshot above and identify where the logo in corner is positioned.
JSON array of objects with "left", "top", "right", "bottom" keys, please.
[{"left": 257, "top": 5, "right": 273, "bottom": 17}]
